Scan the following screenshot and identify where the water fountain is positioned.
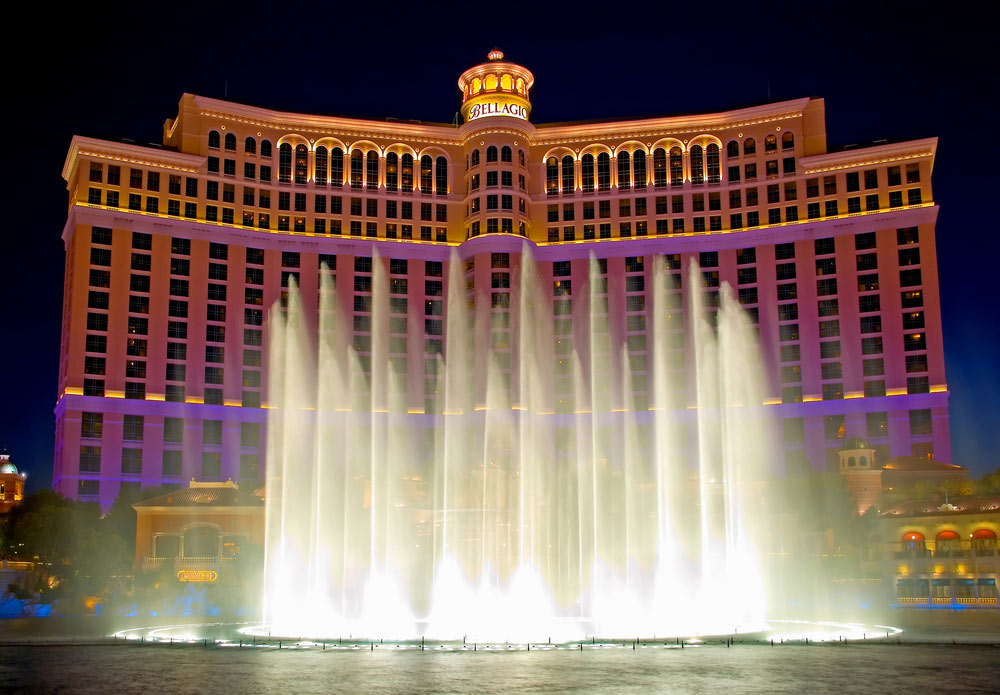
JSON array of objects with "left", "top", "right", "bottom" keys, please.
[{"left": 262, "top": 245, "right": 772, "bottom": 641}]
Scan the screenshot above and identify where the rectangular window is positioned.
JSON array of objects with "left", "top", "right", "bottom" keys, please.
[
  {"left": 861, "top": 337, "right": 883, "bottom": 355},
  {"left": 816, "top": 278, "right": 838, "bottom": 296},
  {"left": 121, "top": 448, "right": 143, "bottom": 475},
  {"left": 201, "top": 452, "right": 221, "bottom": 479},
  {"left": 909, "top": 409, "right": 932, "bottom": 435},
  {"left": 900, "top": 269, "right": 922, "bottom": 287},
  {"left": 867, "top": 412, "right": 888, "bottom": 437}
]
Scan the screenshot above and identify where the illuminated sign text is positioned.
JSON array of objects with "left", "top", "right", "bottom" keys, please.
[{"left": 468, "top": 101, "right": 528, "bottom": 121}]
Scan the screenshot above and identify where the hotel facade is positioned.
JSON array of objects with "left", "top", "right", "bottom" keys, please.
[{"left": 54, "top": 51, "right": 948, "bottom": 508}]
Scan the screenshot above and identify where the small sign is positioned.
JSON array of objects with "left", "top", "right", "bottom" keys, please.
[{"left": 177, "top": 569, "right": 218, "bottom": 582}]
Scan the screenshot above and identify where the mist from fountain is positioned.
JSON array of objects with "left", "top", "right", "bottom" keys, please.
[{"left": 262, "top": 246, "right": 772, "bottom": 641}]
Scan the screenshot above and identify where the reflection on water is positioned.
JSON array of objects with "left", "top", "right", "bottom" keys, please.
[{"left": 1, "top": 644, "right": 997, "bottom": 694}]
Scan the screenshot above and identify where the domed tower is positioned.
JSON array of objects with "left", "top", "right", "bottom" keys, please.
[
  {"left": 0, "top": 451, "right": 26, "bottom": 514},
  {"left": 837, "top": 437, "right": 882, "bottom": 515},
  {"left": 457, "top": 49, "right": 535, "bottom": 240},
  {"left": 458, "top": 48, "right": 534, "bottom": 125}
]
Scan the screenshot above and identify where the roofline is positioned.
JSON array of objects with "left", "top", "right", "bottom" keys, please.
[
  {"left": 800, "top": 137, "right": 938, "bottom": 174},
  {"left": 530, "top": 98, "right": 813, "bottom": 144},
  {"left": 192, "top": 95, "right": 461, "bottom": 144},
  {"left": 62, "top": 135, "right": 204, "bottom": 183},
  {"left": 880, "top": 508, "right": 998, "bottom": 519},
  {"left": 192, "top": 95, "right": 817, "bottom": 146}
]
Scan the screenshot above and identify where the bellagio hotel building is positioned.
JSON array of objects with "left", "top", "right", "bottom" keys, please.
[{"left": 55, "top": 50, "right": 948, "bottom": 507}]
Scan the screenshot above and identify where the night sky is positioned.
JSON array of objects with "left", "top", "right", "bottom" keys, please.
[{"left": 2, "top": 2, "right": 995, "bottom": 490}]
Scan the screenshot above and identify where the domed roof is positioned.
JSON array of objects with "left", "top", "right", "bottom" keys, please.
[
  {"left": 841, "top": 437, "right": 871, "bottom": 451},
  {"left": 0, "top": 452, "right": 16, "bottom": 475}
]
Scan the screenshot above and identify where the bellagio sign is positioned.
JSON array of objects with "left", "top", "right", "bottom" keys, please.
[{"left": 467, "top": 100, "right": 528, "bottom": 121}]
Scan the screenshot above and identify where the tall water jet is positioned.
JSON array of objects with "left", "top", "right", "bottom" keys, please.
[{"left": 263, "top": 244, "right": 774, "bottom": 640}]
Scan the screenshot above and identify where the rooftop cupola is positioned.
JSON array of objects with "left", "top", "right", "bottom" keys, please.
[{"left": 458, "top": 49, "right": 534, "bottom": 124}]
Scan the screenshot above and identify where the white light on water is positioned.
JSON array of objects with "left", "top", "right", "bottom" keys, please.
[{"left": 261, "top": 250, "right": 774, "bottom": 641}]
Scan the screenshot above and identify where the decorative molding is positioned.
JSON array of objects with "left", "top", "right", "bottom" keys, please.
[{"left": 62, "top": 136, "right": 204, "bottom": 182}]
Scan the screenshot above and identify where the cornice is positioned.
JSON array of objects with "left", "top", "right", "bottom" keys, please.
[
  {"left": 62, "top": 136, "right": 205, "bottom": 182},
  {"left": 529, "top": 98, "right": 812, "bottom": 146},
  {"left": 459, "top": 119, "right": 536, "bottom": 144},
  {"left": 799, "top": 138, "right": 938, "bottom": 174},
  {"left": 193, "top": 95, "right": 463, "bottom": 146}
]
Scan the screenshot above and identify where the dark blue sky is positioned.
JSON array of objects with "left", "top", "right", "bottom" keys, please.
[{"left": 2, "top": 2, "right": 995, "bottom": 488}]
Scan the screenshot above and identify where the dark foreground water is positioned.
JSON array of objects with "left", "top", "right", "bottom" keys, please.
[{"left": 1, "top": 642, "right": 998, "bottom": 694}]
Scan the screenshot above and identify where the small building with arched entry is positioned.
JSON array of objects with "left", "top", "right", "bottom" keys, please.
[
  {"left": 837, "top": 438, "right": 968, "bottom": 515},
  {"left": 879, "top": 496, "right": 999, "bottom": 608},
  {"left": 132, "top": 480, "right": 264, "bottom": 583},
  {"left": 837, "top": 437, "right": 881, "bottom": 514}
]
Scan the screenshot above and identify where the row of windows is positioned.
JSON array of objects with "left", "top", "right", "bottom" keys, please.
[
  {"left": 78, "top": 445, "right": 259, "bottom": 481},
  {"left": 468, "top": 146, "right": 525, "bottom": 168},
  {"left": 80, "top": 412, "right": 259, "bottom": 446},
  {"left": 783, "top": 408, "right": 935, "bottom": 445}
]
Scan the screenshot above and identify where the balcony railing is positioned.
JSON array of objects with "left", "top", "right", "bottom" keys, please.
[
  {"left": 142, "top": 556, "right": 236, "bottom": 571},
  {"left": 1, "top": 560, "right": 34, "bottom": 571},
  {"left": 897, "top": 596, "right": 998, "bottom": 606}
]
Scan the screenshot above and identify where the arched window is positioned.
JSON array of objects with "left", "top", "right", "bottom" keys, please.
[
  {"left": 726, "top": 141, "right": 739, "bottom": 159},
  {"left": 782, "top": 132, "right": 794, "bottom": 150},
  {"left": 501, "top": 146, "right": 512, "bottom": 163},
  {"left": 470, "top": 149, "right": 480, "bottom": 167},
  {"left": 350, "top": 150, "right": 364, "bottom": 188},
  {"left": 278, "top": 143, "right": 292, "bottom": 183},
  {"left": 420, "top": 155, "right": 433, "bottom": 193},
  {"left": 581, "top": 154, "right": 594, "bottom": 193},
  {"left": 546, "top": 157, "right": 558, "bottom": 196},
  {"left": 331, "top": 147, "right": 344, "bottom": 186},
  {"left": 401, "top": 153, "right": 413, "bottom": 190},
  {"left": 366, "top": 151, "right": 379, "bottom": 190},
  {"left": 859, "top": 456, "right": 867, "bottom": 467},
  {"left": 706, "top": 144, "right": 721, "bottom": 183},
  {"left": 561, "top": 155, "right": 574, "bottom": 193},
  {"left": 224, "top": 133, "right": 236, "bottom": 151},
  {"left": 633, "top": 150, "right": 647, "bottom": 189},
  {"left": 385, "top": 152, "right": 398, "bottom": 191},
  {"left": 765, "top": 134, "right": 778, "bottom": 152},
  {"left": 690, "top": 145, "right": 704, "bottom": 184},
  {"left": 486, "top": 146, "right": 498, "bottom": 163},
  {"left": 848, "top": 457, "right": 856, "bottom": 467},
  {"left": 597, "top": 152, "right": 611, "bottom": 192},
  {"left": 260, "top": 140, "right": 272, "bottom": 158},
  {"left": 435, "top": 156, "right": 448, "bottom": 196},
  {"left": 315, "top": 146, "right": 328, "bottom": 186},
  {"left": 244, "top": 136, "right": 257, "bottom": 154},
  {"left": 971, "top": 529, "right": 998, "bottom": 555},
  {"left": 208, "top": 130, "right": 220, "bottom": 149},
  {"left": 183, "top": 526, "right": 219, "bottom": 558},
  {"left": 653, "top": 148, "right": 667, "bottom": 187},
  {"left": 669, "top": 147, "right": 683, "bottom": 186},
  {"left": 617, "top": 151, "right": 631, "bottom": 189},
  {"left": 295, "top": 144, "right": 308, "bottom": 184},
  {"left": 935, "top": 530, "right": 961, "bottom": 556},
  {"left": 518, "top": 150, "right": 525, "bottom": 166},
  {"left": 902, "top": 531, "right": 926, "bottom": 554},
  {"left": 743, "top": 138, "right": 756, "bottom": 156}
]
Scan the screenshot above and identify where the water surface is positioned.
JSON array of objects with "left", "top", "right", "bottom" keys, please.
[{"left": 2, "top": 643, "right": 997, "bottom": 694}]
